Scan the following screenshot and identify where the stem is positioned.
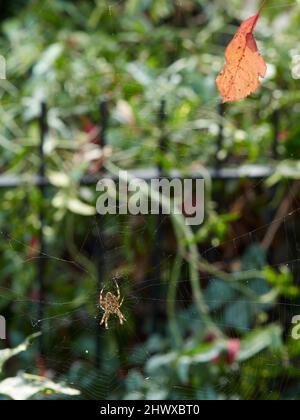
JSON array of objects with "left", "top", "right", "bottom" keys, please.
[
  {"left": 167, "top": 251, "right": 183, "bottom": 348},
  {"left": 186, "top": 252, "right": 279, "bottom": 304},
  {"left": 262, "top": 182, "right": 299, "bottom": 251},
  {"left": 258, "top": 0, "right": 269, "bottom": 15}
]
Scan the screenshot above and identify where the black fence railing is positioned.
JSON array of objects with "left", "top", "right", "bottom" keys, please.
[{"left": 0, "top": 99, "right": 280, "bottom": 363}]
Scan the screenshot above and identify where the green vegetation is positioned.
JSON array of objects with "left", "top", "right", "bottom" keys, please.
[{"left": 0, "top": 0, "right": 300, "bottom": 400}]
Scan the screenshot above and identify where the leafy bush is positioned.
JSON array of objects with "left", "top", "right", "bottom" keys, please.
[{"left": 0, "top": 0, "right": 300, "bottom": 400}]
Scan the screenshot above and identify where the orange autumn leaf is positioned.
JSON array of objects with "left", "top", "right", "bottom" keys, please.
[{"left": 216, "top": 1, "right": 268, "bottom": 103}]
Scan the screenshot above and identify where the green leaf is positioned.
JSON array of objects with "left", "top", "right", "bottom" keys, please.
[
  {"left": 0, "top": 373, "right": 80, "bottom": 400},
  {"left": 242, "top": 244, "right": 267, "bottom": 271},
  {"left": 67, "top": 198, "right": 96, "bottom": 216},
  {"left": 0, "top": 55, "right": 6, "bottom": 80},
  {"left": 181, "top": 341, "right": 227, "bottom": 363},
  {"left": 33, "top": 43, "right": 63, "bottom": 76},
  {"left": 146, "top": 352, "right": 177, "bottom": 375},
  {"left": 205, "top": 279, "right": 236, "bottom": 311},
  {"left": 0, "top": 333, "right": 41, "bottom": 373},
  {"left": 238, "top": 325, "right": 283, "bottom": 362},
  {"left": 53, "top": 192, "right": 96, "bottom": 216},
  {"left": 48, "top": 171, "right": 71, "bottom": 188},
  {"left": 224, "top": 300, "right": 253, "bottom": 331},
  {"left": 267, "top": 160, "right": 300, "bottom": 186}
]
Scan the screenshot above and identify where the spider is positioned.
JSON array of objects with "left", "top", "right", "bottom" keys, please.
[{"left": 99, "top": 279, "right": 126, "bottom": 329}]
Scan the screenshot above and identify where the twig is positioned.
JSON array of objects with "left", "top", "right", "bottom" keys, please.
[
  {"left": 258, "top": 0, "right": 269, "bottom": 15},
  {"left": 185, "top": 252, "right": 279, "bottom": 304},
  {"left": 261, "top": 182, "right": 299, "bottom": 251},
  {"left": 167, "top": 252, "right": 183, "bottom": 347}
]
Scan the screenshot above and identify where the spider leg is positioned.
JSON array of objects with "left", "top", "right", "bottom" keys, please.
[
  {"left": 117, "top": 310, "right": 126, "bottom": 325},
  {"left": 115, "top": 279, "right": 121, "bottom": 300},
  {"left": 119, "top": 297, "right": 124, "bottom": 307},
  {"left": 105, "top": 314, "right": 109, "bottom": 330},
  {"left": 100, "top": 313, "right": 106, "bottom": 326},
  {"left": 99, "top": 288, "right": 104, "bottom": 306}
]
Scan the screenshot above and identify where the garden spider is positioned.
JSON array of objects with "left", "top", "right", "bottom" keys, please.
[{"left": 99, "top": 279, "right": 126, "bottom": 329}]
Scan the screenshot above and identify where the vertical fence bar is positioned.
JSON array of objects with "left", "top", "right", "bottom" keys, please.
[
  {"left": 216, "top": 102, "right": 225, "bottom": 170},
  {"left": 95, "top": 98, "right": 109, "bottom": 368},
  {"left": 155, "top": 99, "right": 167, "bottom": 278},
  {"left": 272, "top": 109, "right": 280, "bottom": 160},
  {"left": 38, "top": 102, "right": 47, "bottom": 357},
  {"left": 150, "top": 100, "right": 167, "bottom": 327},
  {"left": 100, "top": 99, "right": 109, "bottom": 148},
  {"left": 265, "top": 109, "right": 281, "bottom": 257},
  {"left": 158, "top": 99, "right": 167, "bottom": 174}
]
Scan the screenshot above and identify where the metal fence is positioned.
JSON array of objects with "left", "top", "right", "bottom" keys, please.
[{"left": 0, "top": 99, "right": 280, "bottom": 364}]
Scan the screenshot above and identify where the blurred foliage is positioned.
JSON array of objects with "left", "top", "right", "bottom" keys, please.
[
  {"left": 0, "top": 0, "right": 300, "bottom": 400},
  {"left": 0, "top": 333, "right": 80, "bottom": 399}
]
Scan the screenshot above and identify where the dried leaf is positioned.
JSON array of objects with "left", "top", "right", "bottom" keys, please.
[{"left": 216, "top": 2, "right": 268, "bottom": 103}]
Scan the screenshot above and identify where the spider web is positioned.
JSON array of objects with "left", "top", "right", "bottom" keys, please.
[
  {"left": 0, "top": 180, "right": 300, "bottom": 400},
  {"left": 0, "top": 0, "right": 300, "bottom": 402}
]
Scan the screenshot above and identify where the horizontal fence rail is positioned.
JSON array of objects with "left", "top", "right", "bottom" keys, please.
[{"left": 0, "top": 165, "right": 275, "bottom": 189}]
